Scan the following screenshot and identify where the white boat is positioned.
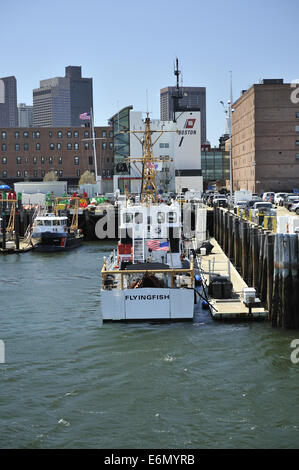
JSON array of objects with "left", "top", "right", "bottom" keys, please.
[
  {"left": 100, "top": 113, "right": 209, "bottom": 321},
  {"left": 101, "top": 199, "right": 199, "bottom": 321},
  {"left": 31, "top": 213, "right": 83, "bottom": 252}
]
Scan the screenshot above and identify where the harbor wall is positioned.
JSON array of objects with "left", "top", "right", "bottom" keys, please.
[{"left": 213, "top": 207, "right": 299, "bottom": 329}]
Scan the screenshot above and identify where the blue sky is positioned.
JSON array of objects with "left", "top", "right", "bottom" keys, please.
[{"left": 1, "top": 0, "right": 298, "bottom": 146}]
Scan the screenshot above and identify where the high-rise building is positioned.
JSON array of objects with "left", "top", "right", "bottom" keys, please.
[
  {"left": 18, "top": 103, "right": 33, "bottom": 127},
  {"left": 66, "top": 66, "right": 93, "bottom": 127},
  {"left": 33, "top": 66, "right": 93, "bottom": 127},
  {"left": 232, "top": 79, "right": 299, "bottom": 193},
  {"left": 160, "top": 86, "right": 206, "bottom": 143},
  {"left": 0, "top": 76, "right": 18, "bottom": 127}
]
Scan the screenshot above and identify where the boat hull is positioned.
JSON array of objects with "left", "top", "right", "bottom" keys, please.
[
  {"left": 101, "top": 287, "right": 195, "bottom": 321},
  {"left": 33, "top": 232, "right": 83, "bottom": 252}
]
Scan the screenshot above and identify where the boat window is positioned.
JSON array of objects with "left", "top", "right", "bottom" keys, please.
[
  {"left": 157, "top": 212, "right": 165, "bottom": 224},
  {"left": 44, "top": 220, "right": 52, "bottom": 226},
  {"left": 37, "top": 220, "right": 44, "bottom": 226},
  {"left": 167, "top": 211, "right": 177, "bottom": 223},
  {"left": 134, "top": 212, "right": 143, "bottom": 224},
  {"left": 123, "top": 212, "right": 133, "bottom": 223},
  {"left": 53, "top": 220, "right": 60, "bottom": 226}
]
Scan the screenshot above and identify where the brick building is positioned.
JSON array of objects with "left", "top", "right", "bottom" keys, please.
[
  {"left": 0, "top": 126, "right": 113, "bottom": 186},
  {"left": 232, "top": 79, "right": 299, "bottom": 193}
]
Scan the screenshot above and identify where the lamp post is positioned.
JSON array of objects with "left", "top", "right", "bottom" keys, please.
[{"left": 220, "top": 99, "right": 233, "bottom": 203}]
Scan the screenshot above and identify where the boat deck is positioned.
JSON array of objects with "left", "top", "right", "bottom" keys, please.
[{"left": 197, "top": 237, "right": 268, "bottom": 320}]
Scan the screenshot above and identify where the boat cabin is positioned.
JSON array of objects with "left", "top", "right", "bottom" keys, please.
[
  {"left": 118, "top": 202, "right": 183, "bottom": 267},
  {"left": 32, "top": 215, "right": 68, "bottom": 234}
]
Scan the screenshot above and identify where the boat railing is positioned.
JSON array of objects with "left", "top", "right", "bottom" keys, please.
[{"left": 101, "top": 259, "right": 194, "bottom": 290}]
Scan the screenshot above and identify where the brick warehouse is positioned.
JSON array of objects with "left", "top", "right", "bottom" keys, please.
[
  {"left": 232, "top": 79, "right": 299, "bottom": 194},
  {"left": 0, "top": 126, "right": 114, "bottom": 186}
]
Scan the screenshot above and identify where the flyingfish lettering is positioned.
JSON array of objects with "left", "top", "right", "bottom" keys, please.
[{"left": 125, "top": 294, "right": 170, "bottom": 301}]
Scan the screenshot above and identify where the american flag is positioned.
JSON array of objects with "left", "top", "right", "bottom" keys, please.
[
  {"left": 147, "top": 240, "right": 169, "bottom": 251},
  {"left": 79, "top": 112, "right": 91, "bottom": 120}
]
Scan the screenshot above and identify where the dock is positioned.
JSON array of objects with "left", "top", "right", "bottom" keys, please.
[
  {"left": 197, "top": 237, "right": 268, "bottom": 321},
  {"left": 0, "top": 238, "right": 38, "bottom": 254}
]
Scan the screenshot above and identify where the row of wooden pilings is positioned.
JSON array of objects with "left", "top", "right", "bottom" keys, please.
[{"left": 213, "top": 207, "right": 299, "bottom": 329}]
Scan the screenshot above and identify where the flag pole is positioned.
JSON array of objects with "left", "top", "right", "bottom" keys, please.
[{"left": 90, "top": 107, "right": 99, "bottom": 183}]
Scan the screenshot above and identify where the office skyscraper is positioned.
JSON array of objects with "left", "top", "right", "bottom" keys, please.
[
  {"left": 160, "top": 86, "right": 206, "bottom": 143},
  {"left": 18, "top": 103, "right": 33, "bottom": 127},
  {"left": 0, "top": 76, "right": 18, "bottom": 127},
  {"left": 33, "top": 66, "right": 93, "bottom": 127}
]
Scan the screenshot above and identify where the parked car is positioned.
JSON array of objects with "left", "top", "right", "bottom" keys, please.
[
  {"left": 274, "top": 192, "right": 288, "bottom": 206},
  {"left": 290, "top": 202, "right": 299, "bottom": 215},
  {"left": 247, "top": 197, "right": 263, "bottom": 208},
  {"left": 262, "top": 192, "right": 275, "bottom": 203},
  {"left": 284, "top": 195, "right": 299, "bottom": 210},
  {"left": 251, "top": 202, "right": 276, "bottom": 216},
  {"left": 213, "top": 197, "right": 228, "bottom": 208}
]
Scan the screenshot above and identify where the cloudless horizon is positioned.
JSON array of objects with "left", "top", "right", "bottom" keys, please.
[{"left": 1, "top": 0, "right": 299, "bottom": 146}]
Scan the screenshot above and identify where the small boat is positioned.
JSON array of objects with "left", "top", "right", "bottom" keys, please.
[{"left": 31, "top": 213, "right": 83, "bottom": 252}]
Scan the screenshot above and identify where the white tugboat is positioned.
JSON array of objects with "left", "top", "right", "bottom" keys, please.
[{"left": 101, "top": 115, "right": 207, "bottom": 321}]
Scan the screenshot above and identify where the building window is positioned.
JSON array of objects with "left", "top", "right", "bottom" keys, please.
[
  {"left": 84, "top": 131, "right": 89, "bottom": 138},
  {"left": 41, "top": 170, "right": 45, "bottom": 177},
  {"left": 102, "top": 142, "right": 107, "bottom": 150},
  {"left": 1, "top": 131, "right": 6, "bottom": 139},
  {"left": 24, "top": 143, "right": 29, "bottom": 151},
  {"left": 17, "top": 156, "right": 21, "bottom": 164},
  {"left": 67, "top": 143, "right": 72, "bottom": 150},
  {"left": 49, "top": 156, "right": 53, "bottom": 164},
  {"left": 54, "top": 170, "right": 58, "bottom": 176},
  {"left": 59, "top": 170, "right": 63, "bottom": 177},
  {"left": 296, "top": 126, "right": 299, "bottom": 132},
  {"left": 49, "top": 131, "right": 53, "bottom": 138},
  {"left": 109, "top": 130, "right": 113, "bottom": 138},
  {"left": 41, "top": 156, "right": 45, "bottom": 164},
  {"left": 57, "top": 142, "right": 62, "bottom": 150},
  {"left": 33, "top": 156, "right": 37, "bottom": 164},
  {"left": 102, "top": 169, "right": 106, "bottom": 176},
  {"left": 102, "top": 130, "right": 107, "bottom": 138},
  {"left": 74, "top": 131, "right": 79, "bottom": 138},
  {"left": 36, "top": 143, "right": 40, "bottom": 150},
  {"left": 2, "top": 156, "right": 7, "bottom": 164},
  {"left": 34, "top": 131, "right": 40, "bottom": 138},
  {"left": 74, "top": 142, "right": 79, "bottom": 150},
  {"left": 159, "top": 143, "right": 169, "bottom": 148},
  {"left": 296, "top": 154, "right": 299, "bottom": 160},
  {"left": 50, "top": 143, "right": 55, "bottom": 150},
  {"left": 58, "top": 156, "right": 62, "bottom": 164},
  {"left": 16, "top": 170, "right": 21, "bottom": 177},
  {"left": 33, "top": 170, "right": 37, "bottom": 177},
  {"left": 15, "top": 143, "right": 20, "bottom": 151},
  {"left": 23, "top": 131, "right": 28, "bottom": 138},
  {"left": 25, "top": 157, "right": 29, "bottom": 164},
  {"left": 15, "top": 131, "right": 19, "bottom": 139},
  {"left": 84, "top": 142, "right": 89, "bottom": 150},
  {"left": 57, "top": 131, "right": 62, "bottom": 138},
  {"left": 77, "top": 169, "right": 80, "bottom": 177},
  {"left": 2, "top": 144, "right": 6, "bottom": 151},
  {"left": 3, "top": 170, "right": 7, "bottom": 178},
  {"left": 88, "top": 156, "right": 93, "bottom": 165},
  {"left": 24, "top": 170, "right": 28, "bottom": 178},
  {"left": 296, "top": 140, "right": 299, "bottom": 146},
  {"left": 74, "top": 156, "right": 79, "bottom": 165},
  {"left": 296, "top": 112, "right": 299, "bottom": 118},
  {"left": 67, "top": 131, "right": 72, "bottom": 138},
  {"left": 109, "top": 142, "right": 113, "bottom": 150}
]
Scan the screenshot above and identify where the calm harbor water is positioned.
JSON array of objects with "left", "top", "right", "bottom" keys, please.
[{"left": 0, "top": 241, "right": 299, "bottom": 449}]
